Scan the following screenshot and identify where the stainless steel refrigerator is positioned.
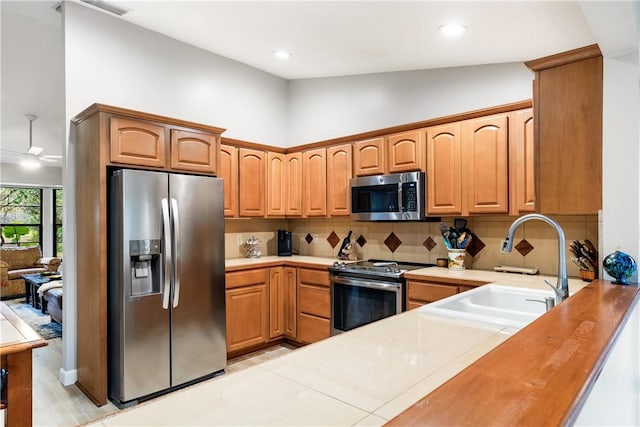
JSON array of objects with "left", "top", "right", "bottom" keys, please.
[{"left": 108, "top": 169, "right": 226, "bottom": 407}]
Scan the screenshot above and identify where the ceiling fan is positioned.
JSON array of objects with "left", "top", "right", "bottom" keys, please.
[{"left": 0, "top": 114, "right": 63, "bottom": 167}]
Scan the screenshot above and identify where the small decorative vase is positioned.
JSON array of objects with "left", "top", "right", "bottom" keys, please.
[{"left": 603, "top": 251, "right": 637, "bottom": 285}]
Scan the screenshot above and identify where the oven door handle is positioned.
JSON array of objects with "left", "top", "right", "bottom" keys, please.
[{"left": 330, "top": 276, "right": 401, "bottom": 291}]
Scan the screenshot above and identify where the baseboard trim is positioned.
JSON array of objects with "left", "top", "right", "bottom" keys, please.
[{"left": 59, "top": 367, "right": 77, "bottom": 386}]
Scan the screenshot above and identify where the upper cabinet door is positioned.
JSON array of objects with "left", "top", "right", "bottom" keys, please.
[
  {"left": 353, "top": 137, "right": 385, "bottom": 176},
  {"left": 170, "top": 129, "right": 218, "bottom": 174},
  {"left": 110, "top": 117, "right": 166, "bottom": 168},
  {"left": 266, "top": 152, "right": 286, "bottom": 217},
  {"left": 239, "top": 148, "right": 265, "bottom": 217},
  {"left": 387, "top": 130, "right": 425, "bottom": 173},
  {"left": 285, "top": 153, "right": 303, "bottom": 216},
  {"left": 303, "top": 148, "right": 327, "bottom": 217},
  {"left": 509, "top": 109, "right": 536, "bottom": 215},
  {"left": 463, "top": 114, "right": 509, "bottom": 214},
  {"left": 219, "top": 144, "right": 238, "bottom": 217},
  {"left": 326, "top": 144, "right": 352, "bottom": 216},
  {"left": 426, "top": 123, "right": 463, "bottom": 215}
]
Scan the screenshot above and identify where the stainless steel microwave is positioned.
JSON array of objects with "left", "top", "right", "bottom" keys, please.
[{"left": 350, "top": 171, "right": 425, "bottom": 221}]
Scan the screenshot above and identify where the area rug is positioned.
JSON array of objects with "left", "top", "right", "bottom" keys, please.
[{"left": 3, "top": 299, "right": 62, "bottom": 340}]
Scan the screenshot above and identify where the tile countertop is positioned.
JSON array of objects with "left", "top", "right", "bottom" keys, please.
[{"left": 90, "top": 261, "right": 589, "bottom": 426}]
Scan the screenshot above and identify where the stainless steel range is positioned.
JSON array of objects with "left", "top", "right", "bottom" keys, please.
[{"left": 329, "top": 259, "right": 434, "bottom": 335}]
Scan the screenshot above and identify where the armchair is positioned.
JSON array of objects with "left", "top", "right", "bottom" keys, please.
[{"left": 0, "top": 246, "right": 61, "bottom": 299}]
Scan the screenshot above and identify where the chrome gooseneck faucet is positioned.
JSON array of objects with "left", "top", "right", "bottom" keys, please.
[{"left": 501, "top": 213, "right": 569, "bottom": 305}]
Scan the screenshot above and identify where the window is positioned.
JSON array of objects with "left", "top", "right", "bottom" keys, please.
[
  {"left": 54, "top": 188, "right": 63, "bottom": 258},
  {"left": 0, "top": 187, "right": 42, "bottom": 248}
]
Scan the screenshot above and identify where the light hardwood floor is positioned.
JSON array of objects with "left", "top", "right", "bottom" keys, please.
[{"left": 27, "top": 339, "right": 295, "bottom": 426}]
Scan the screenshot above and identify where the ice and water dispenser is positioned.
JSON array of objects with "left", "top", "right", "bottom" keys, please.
[{"left": 129, "top": 239, "right": 161, "bottom": 297}]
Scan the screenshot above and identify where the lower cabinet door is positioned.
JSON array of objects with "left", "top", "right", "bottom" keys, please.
[
  {"left": 225, "top": 284, "right": 268, "bottom": 353},
  {"left": 297, "top": 313, "right": 330, "bottom": 344}
]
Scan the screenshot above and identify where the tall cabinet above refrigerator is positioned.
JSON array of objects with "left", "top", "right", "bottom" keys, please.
[{"left": 108, "top": 169, "right": 226, "bottom": 407}]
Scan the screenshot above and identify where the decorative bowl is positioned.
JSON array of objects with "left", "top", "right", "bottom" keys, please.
[{"left": 603, "top": 251, "right": 637, "bottom": 285}]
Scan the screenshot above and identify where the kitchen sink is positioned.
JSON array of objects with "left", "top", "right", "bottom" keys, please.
[{"left": 417, "top": 284, "right": 555, "bottom": 329}]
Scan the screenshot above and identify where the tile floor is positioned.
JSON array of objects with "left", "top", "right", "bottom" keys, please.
[{"left": 26, "top": 339, "right": 295, "bottom": 426}]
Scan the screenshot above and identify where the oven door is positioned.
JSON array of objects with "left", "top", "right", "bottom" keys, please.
[{"left": 330, "top": 275, "right": 404, "bottom": 336}]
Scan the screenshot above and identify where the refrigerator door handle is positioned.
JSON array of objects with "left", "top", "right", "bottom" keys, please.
[
  {"left": 161, "top": 198, "right": 172, "bottom": 309},
  {"left": 171, "top": 198, "right": 181, "bottom": 308}
]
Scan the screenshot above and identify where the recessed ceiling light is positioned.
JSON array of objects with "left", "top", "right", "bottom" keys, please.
[
  {"left": 438, "top": 24, "right": 468, "bottom": 37},
  {"left": 273, "top": 49, "right": 292, "bottom": 60}
]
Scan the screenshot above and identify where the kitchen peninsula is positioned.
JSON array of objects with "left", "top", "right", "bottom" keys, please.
[{"left": 87, "top": 260, "right": 638, "bottom": 426}]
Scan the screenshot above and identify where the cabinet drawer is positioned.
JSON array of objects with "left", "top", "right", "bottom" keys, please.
[
  {"left": 407, "top": 281, "right": 458, "bottom": 303},
  {"left": 297, "top": 313, "right": 330, "bottom": 344},
  {"left": 298, "top": 268, "right": 329, "bottom": 287},
  {"left": 298, "top": 284, "right": 330, "bottom": 318},
  {"left": 226, "top": 268, "right": 268, "bottom": 289}
]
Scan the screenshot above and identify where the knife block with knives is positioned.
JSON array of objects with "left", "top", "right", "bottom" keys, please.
[{"left": 570, "top": 239, "right": 598, "bottom": 281}]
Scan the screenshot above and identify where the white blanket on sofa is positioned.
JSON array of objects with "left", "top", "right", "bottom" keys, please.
[{"left": 37, "top": 281, "right": 63, "bottom": 295}]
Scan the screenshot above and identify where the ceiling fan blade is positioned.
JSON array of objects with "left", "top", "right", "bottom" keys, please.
[
  {"left": 39, "top": 156, "right": 58, "bottom": 163},
  {"left": 40, "top": 154, "right": 63, "bottom": 159}
]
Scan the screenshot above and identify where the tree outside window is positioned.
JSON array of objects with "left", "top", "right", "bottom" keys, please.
[
  {"left": 0, "top": 187, "right": 42, "bottom": 248},
  {"left": 54, "top": 188, "right": 63, "bottom": 258}
]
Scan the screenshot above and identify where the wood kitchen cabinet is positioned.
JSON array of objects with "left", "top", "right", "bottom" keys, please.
[
  {"left": 72, "top": 103, "right": 225, "bottom": 405},
  {"left": 526, "top": 45, "right": 602, "bottom": 214},
  {"left": 406, "top": 279, "right": 480, "bottom": 310},
  {"left": 110, "top": 117, "right": 166, "bottom": 168},
  {"left": 226, "top": 269, "right": 269, "bottom": 354},
  {"left": 353, "top": 137, "right": 385, "bottom": 176},
  {"left": 426, "top": 123, "right": 463, "bottom": 215},
  {"left": 219, "top": 144, "right": 238, "bottom": 217},
  {"left": 426, "top": 112, "right": 510, "bottom": 216},
  {"left": 509, "top": 108, "right": 536, "bottom": 214},
  {"left": 170, "top": 129, "right": 219, "bottom": 174},
  {"left": 284, "top": 267, "right": 297, "bottom": 339},
  {"left": 285, "top": 153, "right": 303, "bottom": 216},
  {"left": 387, "top": 129, "right": 425, "bottom": 173},
  {"left": 302, "top": 148, "right": 327, "bottom": 216},
  {"left": 269, "top": 266, "right": 298, "bottom": 340},
  {"left": 110, "top": 116, "right": 220, "bottom": 174},
  {"left": 297, "top": 268, "right": 330, "bottom": 344},
  {"left": 326, "top": 144, "right": 352, "bottom": 216},
  {"left": 239, "top": 148, "right": 266, "bottom": 217},
  {"left": 269, "top": 267, "right": 285, "bottom": 339},
  {"left": 463, "top": 113, "right": 509, "bottom": 214},
  {"left": 266, "top": 151, "right": 286, "bottom": 217}
]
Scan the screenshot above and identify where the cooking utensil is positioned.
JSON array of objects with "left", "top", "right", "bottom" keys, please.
[
  {"left": 439, "top": 223, "right": 452, "bottom": 249},
  {"left": 454, "top": 218, "right": 467, "bottom": 231}
]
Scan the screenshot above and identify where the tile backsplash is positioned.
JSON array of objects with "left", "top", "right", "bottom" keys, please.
[{"left": 225, "top": 215, "right": 598, "bottom": 278}]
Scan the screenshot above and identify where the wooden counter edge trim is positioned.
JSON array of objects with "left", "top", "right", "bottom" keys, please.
[
  {"left": 0, "top": 303, "right": 48, "bottom": 351},
  {"left": 71, "top": 103, "right": 227, "bottom": 134},
  {"left": 386, "top": 280, "right": 640, "bottom": 427},
  {"left": 225, "top": 259, "right": 331, "bottom": 272}
]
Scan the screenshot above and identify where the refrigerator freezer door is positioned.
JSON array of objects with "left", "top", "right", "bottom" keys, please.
[
  {"left": 169, "top": 174, "right": 226, "bottom": 386},
  {"left": 109, "top": 169, "right": 171, "bottom": 404}
]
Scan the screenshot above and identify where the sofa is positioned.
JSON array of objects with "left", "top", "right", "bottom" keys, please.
[
  {"left": 0, "top": 246, "right": 61, "bottom": 299},
  {"left": 42, "top": 287, "right": 63, "bottom": 324}
]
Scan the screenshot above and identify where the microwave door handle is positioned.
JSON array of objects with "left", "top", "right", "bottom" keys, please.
[
  {"left": 330, "top": 276, "right": 400, "bottom": 291},
  {"left": 161, "top": 198, "right": 172, "bottom": 309},
  {"left": 170, "top": 198, "right": 181, "bottom": 308}
]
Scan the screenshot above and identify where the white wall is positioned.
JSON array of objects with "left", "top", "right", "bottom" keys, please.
[
  {"left": 287, "top": 62, "right": 533, "bottom": 145},
  {"left": 0, "top": 162, "right": 62, "bottom": 187},
  {"left": 63, "top": 2, "right": 288, "bottom": 146}
]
